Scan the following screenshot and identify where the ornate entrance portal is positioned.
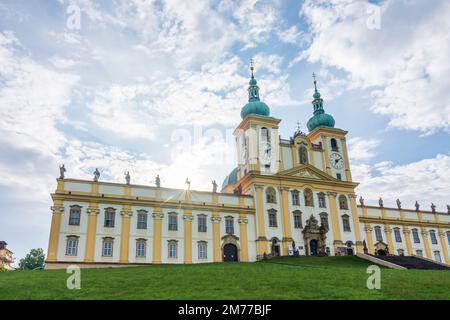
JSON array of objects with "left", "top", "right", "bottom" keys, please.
[
  {"left": 303, "top": 214, "right": 327, "bottom": 256},
  {"left": 223, "top": 244, "right": 238, "bottom": 261}
]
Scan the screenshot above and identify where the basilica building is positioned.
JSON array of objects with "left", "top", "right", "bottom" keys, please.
[{"left": 45, "top": 67, "right": 450, "bottom": 268}]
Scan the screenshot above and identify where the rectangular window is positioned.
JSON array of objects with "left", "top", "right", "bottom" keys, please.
[
  {"left": 269, "top": 212, "right": 277, "bottom": 227},
  {"left": 394, "top": 229, "right": 402, "bottom": 242},
  {"left": 318, "top": 195, "right": 326, "bottom": 208},
  {"left": 102, "top": 240, "right": 113, "bottom": 257},
  {"left": 136, "top": 241, "right": 146, "bottom": 257},
  {"left": 294, "top": 215, "right": 302, "bottom": 228},
  {"left": 66, "top": 239, "right": 78, "bottom": 256},
  {"left": 198, "top": 216, "right": 207, "bottom": 232},
  {"left": 104, "top": 211, "right": 115, "bottom": 228},
  {"left": 225, "top": 218, "right": 234, "bottom": 234},
  {"left": 168, "top": 215, "right": 177, "bottom": 231},
  {"left": 292, "top": 193, "right": 299, "bottom": 205},
  {"left": 375, "top": 228, "right": 383, "bottom": 242},
  {"left": 416, "top": 250, "right": 423, "bottom": 257},
  {"left": 434, "top": 251, "right": 442, "bottom": 263},
  {"left": 137, "top": 213, "right": 147, "bottom": 229},
  {"left": 336, "top": 173, "right": 342, "bottom": 181},
  {"left": 412, "top": 230, "right": 420, "bottom": 243},
  {"left": 69, "top": 209, "right": 81, "bottom": 226},
  {"left": 168, "top": 242, "right": 177, "bottom": 258},
  {"left": 430, "top": 231, "right": 438, "bottom": 245},
  {"left": 447, "top": 232, "right": 450, "bottom": 245},
  {"left": 198, "top": 243, "right": 207, "bottom": 259},
  {"left": 320, "top": 216, "right": 329, "bottom": 230},
  {"left": 342, "top": 216, "right": 351, "bottom": 232}
]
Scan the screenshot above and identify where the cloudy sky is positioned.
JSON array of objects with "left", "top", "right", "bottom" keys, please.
[{"left": 1, "top": 0, "right": 449, "bottom": 263}]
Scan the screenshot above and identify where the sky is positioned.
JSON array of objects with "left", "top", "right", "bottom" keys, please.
[{"left": 1, "top": 0, "right": 450, "bottom": 264}]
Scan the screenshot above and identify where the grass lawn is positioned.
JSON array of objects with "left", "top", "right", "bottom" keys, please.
[{"left": 0, "top": 256, "right": 449, "bottom": 300}]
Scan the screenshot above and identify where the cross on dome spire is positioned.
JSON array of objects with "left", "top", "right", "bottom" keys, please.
[
  {"left": 312, "top": 72, "right": 318, "bottom": 93},
  {"left": 250, "top": 58, "right": 255, "bottom": 78}
]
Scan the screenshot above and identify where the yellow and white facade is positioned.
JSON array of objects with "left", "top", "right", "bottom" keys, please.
[{"left": 45, "top": 73, "right": 450, "bottom": 268}]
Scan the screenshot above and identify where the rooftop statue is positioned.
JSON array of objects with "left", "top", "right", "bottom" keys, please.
[
  {"left": 155, "top": 174, "right": 161, "bottom": 188},
  {"left": 93, "top": 168, "right": 100, "bottom": 182},
  {"left": 125, "top": 171, "right": 130, "bottom": 185},
  {"left": 59, "top": 164, "right": 66, "bottom": 179}
]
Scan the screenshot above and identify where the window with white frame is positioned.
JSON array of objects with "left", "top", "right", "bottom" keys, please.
[
  {"left": 429, "top": 230, "right": 438, "bottom": 245},
  {"left": 434, "top": 251, "right": 442, "bottom": 263},
  {"left": 397, "top": 249, "right": 405, "bottom": 256},
  {"left": 338, "top": 195, "right": 349, "bottom": 210},
  {"left": 168, "top": 241, "right": 177, "bottom": 258},
  {"left": 102, "top": 238, "right": 114, "bottom": 257},
  {"left": 104, "top": 208, "right": 115, "bottom": 228},
  {"left": 374, "top": 226, "right": 383, "bottom": 242},
  {"left": 447, "top": 231, "right": 450, "bottom": 245},
  {"left": 137, "top": 211, "right": 148, "bottom": 229},
  {"left": 198, "top": 215, "right": 207, "bottom": 233},
  {"left": 412, "top": 229, "right": 420, "bottom": 243},
  {"left": 198, "top": 241, "right": 207, "bottom": 259},
  {"left": 136, "top": 239, "right": 146, "bottom": 257},
  {"left": 69, "top": 206, "right": 81, "bottom": 226},
  {"left": 317, "top": 193, "right": 326, "bottom": 208},
  {"left": 416, "top": 249, "right": 423, "bottom": 257},
  {"left": 293, "top": 210, "right": 302, "bottom": 228},
  {"left": 225, "top": 216, "right": 234, "bottom": 234},
  {"left": 266, "top": 187, "right": 277, "bottom": 203},
  {"left": 268, "top": 209, "right": 277, "bottom": 227},
  {"left": 394, "top": 228, "right": 402, "bottom": 243},
  {"left": 342, "top": 214, "right": 351, "bottom": 232},
  {"left": 66, "top": 236, "right": 78, "bottom": 256},
  {"left": 320, "top": 212, "right": 329, "bottom": 230},
  {"left": 291, "top": 190, "right": 300, "bottom": 206},
  {"left": 168, "top": 212, "right": 178, "bottom": 231}
]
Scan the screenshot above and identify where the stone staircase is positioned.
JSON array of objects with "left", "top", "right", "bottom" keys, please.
[{"left": 370, "top": 255, "right": 450, "bottom": 270}]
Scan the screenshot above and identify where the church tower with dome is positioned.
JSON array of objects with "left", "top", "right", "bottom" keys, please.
[{"left": 45, "top": 62, "right": 450, "bottom": 269}]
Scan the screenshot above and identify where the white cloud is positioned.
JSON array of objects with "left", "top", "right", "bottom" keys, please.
[
  {"left": 348, "top": 137, "right": 380, "bottom": 162},
  {"left": 299, "top": 0, "right": 450, "bottom": 134},
  {"left": 252, "top": 53, "right": 284, "bottom": 74}
]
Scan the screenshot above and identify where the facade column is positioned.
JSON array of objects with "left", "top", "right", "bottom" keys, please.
[
  {"left": 151, "top": 207, "right": 163, "bottom": 264},
  {"left": 211, "top": 212, "right": 222, "bottom": 262},
  {"left": 327, "top": 192, "right": 343, "bottom": 254},
  {"left": 402, "top": 227, "right": 414, "bottom": 256},
  {"left": 46, "top": 203, "right": 65, "bottom": 262},
  {"left": 438, "top": 229, "right": 450, "bottom": 264},
  {"left": 254, "top": 185, "right": 268, "bottom": 258},
  {"left": 278, "top": 187, "right": 293, "bottom": 255},
  {"left": 340, "top": 138, "right": 352, "bottom": 182},
  {"left": 421, "top": 228, "right": 432, "bottom": 259},
  {"left": 119, "top": 207, "right": 133, "bottom": 263},
  {"left": 348, "top": 194, "right": 363, "bottom": 253},
  {"left": 321, "top": 135, "right": 332, "bottom": 176},
  {"left": 183, "top": 210, "right": 193, "bottom": 264},
  {"left": 364, "top": 224, "right": 374, "bottom": 254},
  {"left": 384, "top": 224, "right": 394, "bottom": 255},
  {"left": 84, "top": 205, "right": 100, "bottom": 262},
  {"left": 238, "top": 215, "right": 249, "bottom": 262}
]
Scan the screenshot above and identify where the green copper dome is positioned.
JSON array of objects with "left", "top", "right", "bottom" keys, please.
[
  {"left": 307, "top": 77, "right": 335, "bottom": 131},
  {"left": 240, "top": 68, "right": 270, "bottom": 119},
  {"left": 222, "top": 167, "right": 238, "bottom": 189}
]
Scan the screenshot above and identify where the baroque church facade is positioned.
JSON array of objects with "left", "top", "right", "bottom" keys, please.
[{"left": 45, "top": 68, "right": 450, "bottom": 268}]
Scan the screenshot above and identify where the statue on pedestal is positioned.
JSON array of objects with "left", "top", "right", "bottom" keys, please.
[
  {"left": 125, "top": 171, "right": 130, "bottom": 185},
  {"left": 378, "top": 197, "right": 384, "bottom": 208},
  {"left": 359, "top": 196, "right": 364, "bottom": 206},
  {"left": 212, "top": 180, "right": 218, "bottom": 193},
  {"left": 93, "top": 168, "right": 100, "bottom": 182},
  {"left": 431, "top": 203, "right": 436, "bottom": 213},
  {"left": 185, "top": 178, "right": 191, "bottom": 190},
  {"left": 155, "top": 174, "right": 161, "bottom": 188},
  {"left": 59, "top": 164, "right": 66, "bottom": 179},
  {"left": 415, "top": 201, "right": 420, "bottom": 211},
  {"left": 396, "top": 198, "right": 401, "bottom": 209}
]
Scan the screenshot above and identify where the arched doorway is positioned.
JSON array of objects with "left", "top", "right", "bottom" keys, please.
[
  {"left": 377, "top": 249, "right": 387, "bottom": 256},
  {"left": 271, "top": 238, "right": 280, "bottom": 257},
  {"left": 310, "top": 239, "right": 318, "bottom": 256},
  {"left": 223, "top": 243, "right": 238, "bottom": 262}
]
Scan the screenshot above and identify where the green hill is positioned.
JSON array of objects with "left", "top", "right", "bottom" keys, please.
[{"left": 1, "top": 256, "right": 449, "bottom": 300}]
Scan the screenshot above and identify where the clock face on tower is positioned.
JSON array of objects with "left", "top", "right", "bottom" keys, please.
[
  {"left": 259, "top": 142, "right": 272, "bottom": 163},
  {"left": 329, "top": 152, "right": 344, "bottom": 169}
]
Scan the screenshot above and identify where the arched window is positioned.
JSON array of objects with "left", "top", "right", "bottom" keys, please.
[
  {"left": 304, "top": 188, "right": 314, "bottom": 206},
  {"left": 225, "top": 216, "right": 234, "bottom": 234},
  {"left": 268, "top": 209, "right": 277, "bottom": 227},
  {"left": 104, "top": 208, "right": 116, "bottom": 228},
  {"left": 298, "top": 146, "right": 308, "bottom": 164},
  {"left": 136, "top": 239, "right": 147, "bottom": 257},
  {"left": 338, "top": 195, "right": 349, "bottom": 210},
  {"left": 293, "top": 210, "right": 302, "bottom": 228},
  {"left": 374, "top": 226, "right": 383, "bottom": 242},
  {"left": 331, "top": 138, "right": 339, "bottom": 151},
  {"left": 168, "top": 212, "right": 178, "bottom": 231},
  {"left": 137, "top": 210, "right": 148, "bottom": 229},
  {"left": 394, "top": 227, "right": 402, "bottom": 243},
  {"left": 412, "top": 228, "right": 420, "bottom": 243},
  {"left": 261, "top": 127, "right": 270, "bottom": 143},
  {"left": 319, "top": 212, "right": 329, "bottom": 230},
  {"left": 69, "top": 205, "right": 81, "bottom": 226},
  {"left": 429, "top": 230, "right": 438, "bottom": 245},
  {"left": 291, "top": 190, "right": 300, "bottom": 205},
  {"left": 168, "top": 240, "right": 178, "bottom": 258},
  {"left": 317, "top": 192, "right": 326, "bottom": 208},
  {"left": 266, "top": 187, "right": 277, "bottom": 203},
  {"left": 342, "top": 214, "right": 351, "bottom": 232}
]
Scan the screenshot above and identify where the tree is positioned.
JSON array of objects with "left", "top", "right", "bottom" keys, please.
[{"left": 19, "top": 248, "right": 45, "bottom": 270}]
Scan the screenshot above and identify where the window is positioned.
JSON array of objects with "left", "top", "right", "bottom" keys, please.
[
  {"left": 264, "top": 164, "right": 270, "bottom": 172},
  {"left": 447, "top": 231, "right": 450, "bottom": 245},
  {"left": 266, "top": 187, "right": 277, "bottom": 203},
  {"left": 268, "top": 209, "right": 277, "bottom": 227},
  {"left": 394, "top": 228, "right": 402, "bottom": 243},
  {"left": 304, "top": 188, "right": 314, "bottom": 206},
  {"left": 198, "top": 241, "right": 207, "bottom": 260},
  {"left": 338, "top": 195, "right": 348, "bottom": 210},
  {"left": 225, "top": 216, "right": 234, "bottom": 234},
  {"left": 336, "top": 173, "right": 342, "bottom": 181},
  {"left": 412, "top": 229, "right": 420, "bottom": 243},
  {"left": 168, "top": 212, "right": 178, "bottom": 231},
  {"left": 137, "top": 211, "right": 148, "bottom": 229},
  {"left": 398, "top": 249, "right": 405, "bottom": 256},
  {"left": 320, "top": 212, "right": 329, "bottom": 230},
  {"left": 136, "top": 240, "right": 146, "bottom": 257},
  {"left": 331, "top": 138, "right": 339, "bottom": 151},
  {"left": 429, "top": 230, "right": 438, "bottom": 245},
  {"left": 261, "top": 127, "right": 270, "bottom": 142},
  {"left": 298, "top": 145, "right": 308, "bottom": 164},
  {"left": 374, "top": 226, "right": 383, "bottom": 242},
  {"left": 69, "top": 206, "right": 81, "bottom": 226},
  {"left": 66, "top": 236, "right": 78, "bottom": 256},
  {"left": 168, "top": 241, "right": 177, "bottom": 258},
  {"left": 291, "top": 190, "right": 300, "bottom": 205},
  {"left": 293, "top": 210, "right": 302, "bottom": 228},
  {"left": 416, "top": 250, "right": 423, "bottom": 257},
  {"left": 317, "top": 193, "right": 326, "bottom": 208},
  {"left": 102, "top": 238, "right": 114, "bottom": 257},
  {"left": 434, "top": 251, "right": 442, "bottom": 263},
  {"left": 104, "top": 208, "right": 115, "bottom": 228},
  {"left": 342, "top": 215, "right": 351, "bottom": 232},
  {"left": 198, "top": 215, "right": 207, "bottom": 233}
]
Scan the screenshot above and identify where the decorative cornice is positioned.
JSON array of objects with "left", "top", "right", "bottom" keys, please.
[
  {"left": 182, "top": 215, "right": 194, "bottom": 221},
  {"left": 277, "top": 186, "right": 290, "bottom": 192},
  {"left": 51, "top": 206, "right": 65, "bottom": 214},
  {"left": 151, "top": 212, "right": 164, "bottom": 219},
  {"left": 238, "top": 218, "right": 248, "bottom": 224},
  {"left": 420, "top": 230, "right": 428, "bottom": 236},
  {"left": 327, "top": 192, "right": 337, "bottom": 197},
  {"left": 384, "top": 227, "right": 392, "bottom": 234},
  {"left": 86, "top": 208, "right": 100, "bottom": 215},
  {"left": 211, "top": 216, "right": 222, "bottom": 223},
  {"left": 347, "top": 194, "right": 357, "bottom": 199},
  {"left": 254, "top": 184, "right": 265, "bottom": 191},
  {"left": 120, "top": 210, "right": 133, "bottom": 217}
]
